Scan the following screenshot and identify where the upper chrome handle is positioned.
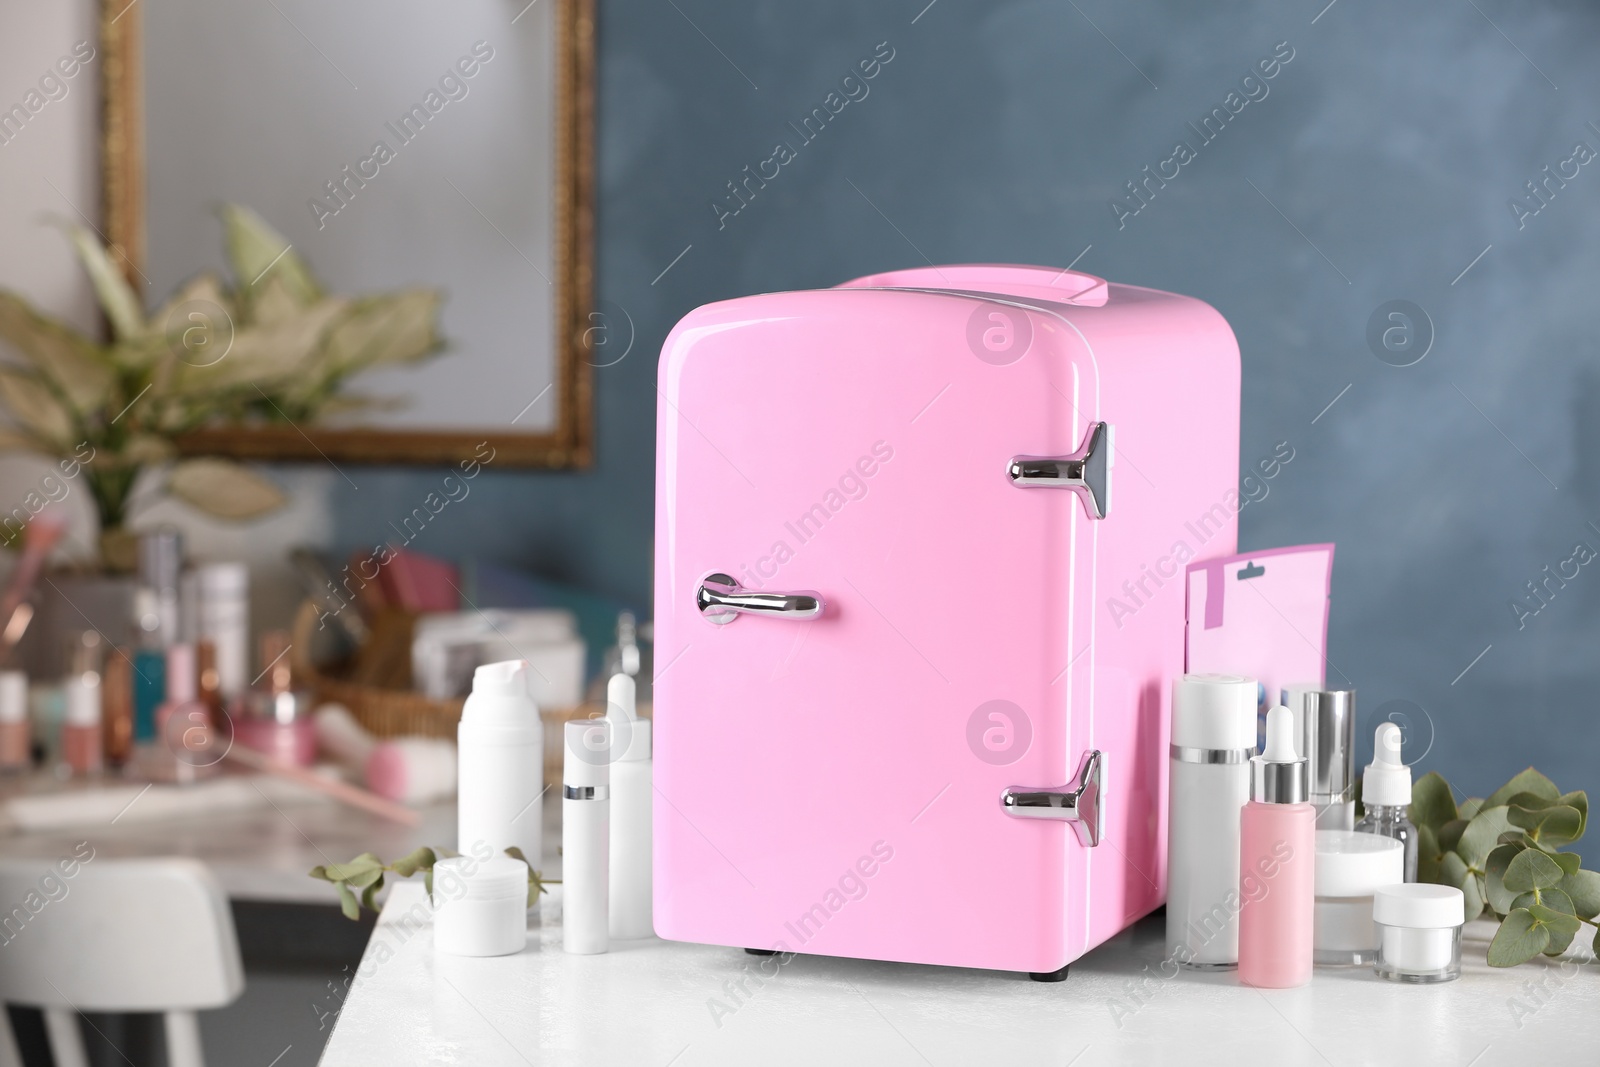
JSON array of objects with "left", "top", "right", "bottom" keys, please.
[
  {"left": 1000, "top": 749, "right": 1104, "bottom": 847},
  {"left": 695, "top": 573, "right": 823, "bottom": 625},
  {"left": 1008, "top": 421, "right": 1113, "bottom": 520}
]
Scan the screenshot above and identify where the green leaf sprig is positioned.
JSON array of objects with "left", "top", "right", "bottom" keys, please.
[
  {"left": 309, "top": 846, "right": 557, "bottom": 920},
  {"left": 1412, "top": 767, "right": 1599, "bottom": 966}
]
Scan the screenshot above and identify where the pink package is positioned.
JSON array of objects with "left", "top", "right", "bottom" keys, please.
[{"left": 1184, "top": 544, "right": 1335, "bottom": 718}]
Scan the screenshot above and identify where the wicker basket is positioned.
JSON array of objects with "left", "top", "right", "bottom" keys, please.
[{"left": 290, "top": 600, "right": 594, "bottom": 780}]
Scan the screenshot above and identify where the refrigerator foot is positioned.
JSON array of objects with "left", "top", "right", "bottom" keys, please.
[
  {"left": 1028, "top": 965, "right": 1070, "bottom": 983},
  {"left": 744, "top": 948, "right": 779, "bottom": 956}
]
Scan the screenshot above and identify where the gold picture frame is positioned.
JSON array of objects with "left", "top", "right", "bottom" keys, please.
[{"left": 97, "top": 0, "right": 595, "bottom": 469}]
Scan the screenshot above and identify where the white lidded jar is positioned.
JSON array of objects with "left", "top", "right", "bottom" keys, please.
[
  {"left": 432, "top": 855, "right": 528, "bottom": 957},
  {"left": 1167, "top": 673, "right": 1258, "bottom": 969},
  {"left": 605, "top": 673, "right": 653, "bottom": 940},
  {"left": 457, "top": 660, "right": 543, "bottom": 870},
  {"left": 1374, "top": 883, "right": 1465, "bottom": 983},
  {"left": 1313, "top": 829, "right": 1403, "bottom": 965}
]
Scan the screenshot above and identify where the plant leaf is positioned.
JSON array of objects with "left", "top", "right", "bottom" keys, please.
[
  {"left": 319, "top": 853, "right": 385, "bottom": 882},
  {"left": 1556, "top": 791, "right": 1588, "bottom": 839},
  {"left": 390, "top": 847, "right": 436, "bottom": 879},
  {"left": 221, "top": 204, "right": 321, "bottom": 308},
  {"left": 1462, "top": 872, "right": 1485, "bottom": 922},
  {"left": 1505, "top": 791, "right": 1557, "bottom": 814},
  {"left": 1517, "top": 805, "right": 1584, "bottom": 849},
  {"left": 1511, "top": 887, "right": 1574, "bottom": 915},
  {"left": 336, "top": 881, "right": 360, "bottom": 921},
  {"left": 360, "top": 873, "right": 384, "bottom": 914},
  {"left": 1458, "top": 797, "right": 1484, "bottom": 822},
  {"left": 318, "top": 290, "right": 443, "bottom": 377},
  {"left": 1485, "top": 844, "right": 1524, "bottom": 915},
  {"left": 1528, "top": 904, "right": 1581, "bottom": 956},
  {"left": 61, "top": 223, "right": 144, "bottom": 341},
  {"left": 1504, "top": 848, "right": 1565, "bottom": 893},
  {"left": 423, "top": 868, "right": 433, "bottom": 900},
  {"left": 0, "top": 292, "right": 114, "bottom": 412},
  {"left": 167, "top": 458, "right": 287, "bottom": 520},
  {"left": 1560, "top": 868, "right": 1600, "bottom": 919},
  {"left": 1438, "top": 818, "right": 1469, "bottom": 854},
  {"left": 1411, "top": 771, "right": 1458, "bottom": 830},
  {"left": 1487, "top": 908, "right": 1550, "bottom": 967},
  {"left": 1416, "top": 822, "right": 1444, "bottom": 885},
  {"left": 1459, "top": 805, "right": 1514, "bottom": 869},
  {"left": 0, "top": 369, "right": 76, "bottom": 447},
  {"left": 170, "top": 296, "right": 349, "bottom": 396},
  {"left": 1484, "top": 769, "right": 1560, "bottom": 811}
]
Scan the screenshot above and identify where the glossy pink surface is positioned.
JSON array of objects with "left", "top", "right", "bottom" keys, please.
[{"left": 654, "top": 264, "right": 1240, "bottom": 973}]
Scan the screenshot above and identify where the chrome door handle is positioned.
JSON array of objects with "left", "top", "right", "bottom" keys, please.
[
  {"left": 1008, "top": 421, "right": 1113, "bottom": 520},
  {"left": 1000, "top": 749, "right": 1104, "bottom": 847},
  {"left": 696, "top": 573, "right": 823, "bottom": 625}
]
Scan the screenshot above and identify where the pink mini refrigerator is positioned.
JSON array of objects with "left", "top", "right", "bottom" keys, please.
[{"left": 653, "top": 264, "right": 1240, "bottom": 977}]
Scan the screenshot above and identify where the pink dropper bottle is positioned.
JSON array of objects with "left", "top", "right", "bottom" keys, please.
[{"left": 1238, "top": 704, "right": 1315, "bottom": 987}]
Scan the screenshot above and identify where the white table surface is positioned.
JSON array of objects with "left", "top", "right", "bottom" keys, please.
[{"left": 323, "top": 881, "right": 1597, "bottom": 1066}]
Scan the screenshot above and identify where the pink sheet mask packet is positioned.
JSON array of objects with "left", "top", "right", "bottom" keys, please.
[{"left": 1184, "top": 544, "right": 1335, "bottom": 738}]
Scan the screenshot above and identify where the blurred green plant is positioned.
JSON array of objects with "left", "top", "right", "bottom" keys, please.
[
  {"left": 1413, "top": 767, "right": 1599, "bottom": 966},
  {"left": 0, "top": 206, "right": 443, "bottom": 567},
  {"left": 309, "top": 846, "right": 554, "bottom": 919}
]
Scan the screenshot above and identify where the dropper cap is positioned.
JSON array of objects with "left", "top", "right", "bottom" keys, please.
[
  {"left": 1251, "top": 705, "right": 1308, "bottom": 804},
  {"left": 1362, "top": 723, "right": 1412, "bottom": 806}
]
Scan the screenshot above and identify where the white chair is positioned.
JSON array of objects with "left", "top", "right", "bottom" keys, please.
[{"left": 0, "top": 856, "right": 244, "bottom": 1067}]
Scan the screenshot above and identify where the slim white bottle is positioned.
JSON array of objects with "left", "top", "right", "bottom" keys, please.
[
  {"left": 457, "top": 661, "right": 543, "bottom": 866},
  {"left": 563, "top": 718, "right": 610, "bottom": 954},
  {"left": 1167, "top": 673, "right": 1257, "bottom": 968},
  {"left": 605, "top": 673, "right": 653, "bottom": 939}
]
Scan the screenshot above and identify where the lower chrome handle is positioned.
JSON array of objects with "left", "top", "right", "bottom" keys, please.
[
  {"left": 696, "top": 573, "right": 823, "bottom": 625},
  {"left": 1000, "top": 749, "right": 1104, "bottom": 847}
]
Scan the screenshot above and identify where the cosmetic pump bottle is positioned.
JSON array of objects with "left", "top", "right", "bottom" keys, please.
[
  {"left": 1167, "top": 673, "right": 1257, "bottom": 969},
  {"left": 0, "top": 671, "right": 30, "bottom": 772},
  {"left": 62, "top": 668, "right": 104, "bottom": 777},
  {"left": 605, "top": 672, "right": 653, "bottom": 939},
  {"left": 1238, "top": 705, "right": 1315, "bottom": 988},
  {"left": 155, "top": 643, "right": 214, "bottom": 783},
  {"left": 457, "top": 660, "right": 544, "bottom": 866},
  {"left": 563, "top": 719, "right": 610, "bottom": 955},
  {"left": 1355, "top": 723, "right": 1417, "bottom": 881}
]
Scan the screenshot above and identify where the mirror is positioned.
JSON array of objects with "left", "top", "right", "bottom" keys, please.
[{"left": 100, "top": 0, "right": 594, "bottom": 467}]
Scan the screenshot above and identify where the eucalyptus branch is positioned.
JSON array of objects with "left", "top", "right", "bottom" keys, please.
[{"left": 309, "top": 846, "right": 559, "bottom": 920}]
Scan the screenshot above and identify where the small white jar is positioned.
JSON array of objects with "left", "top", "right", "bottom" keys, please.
[
  {"left": 1314, "top": 830, "right": 1403, "bottom": 966},
  {"left": 1373, "top": 883, "right": 1464, "bottom": 983},
  {"left": 432, "top": 856, "right": 528, "bottom": 957}
]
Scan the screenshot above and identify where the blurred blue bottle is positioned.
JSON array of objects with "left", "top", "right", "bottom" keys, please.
[{"left": 133, "top": 528, "right": 182, "bottom": 741}]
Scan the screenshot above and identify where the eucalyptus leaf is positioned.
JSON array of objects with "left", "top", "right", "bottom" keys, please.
[
  {"left": 1560, "top": 868, "right": 1600, "bottom": 919},
  {"left": 1411, "top": 771, "right": 1457, "bottom": 830},
  {"left": 1440, "top": 851, "right": 1470, "bottom": 889},
  {"left": 1458, "top": 805, "right": 1514, "bottom": 869},
  {"left": 1458, "top": 797, "right": 1485, "bottom": 822},
  {"left": 1484, "top": 769, "right": 1560, "bottom": 811},
  {"left": 1462, "top": 873, "right": 1485, "bottom": 921},
  {"left": 1416, "top": 822, "right": 1443, "bottom": 885},
  {"left": 361, "top": 875, "right": 384, "bottom": 914},
  {"left": 1504, "top": 848, "right": 1565, "bottom": 893},
  {"left": 1438, "top": 818, "right": 1468, "bottom": 854},
  {"left": 1527, "top": 904, "right": 1581, "bottom": 957},
  {"left": 1548, "top": 851, "right": 1582, "bottom": 877},
  {"left": 390, "top": 847, "right": 437, "bottom": 879},
  {"left": 1485, "top": 844, "right": 1524, "bottom": 915},
  {"left": 1521, "top": 806, "right": 1584, "bottom": 849},
  {"left": 1556, "top": 791, "right": 1588, "bottom": 839},
  {"left": 336, "top": 882, "right": 360, "bottom": 922},
  {"left": 1505, "top": 792, "right": 1557, "bottom": 814},
  {"left": 1487, "top": 908, "right": 1550, "bottom": 967},
  {"left": 1511, "top": 887, "right": 1574, "bottom": 915}
]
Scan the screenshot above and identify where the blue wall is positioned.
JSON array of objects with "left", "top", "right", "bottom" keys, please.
[{"left": 332, "top": 0, "right": 1600, "bottom": 805}]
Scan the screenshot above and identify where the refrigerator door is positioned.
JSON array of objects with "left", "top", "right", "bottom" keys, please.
[{"left": 654, "top": 283, "right": 1103, "bottom": 972}]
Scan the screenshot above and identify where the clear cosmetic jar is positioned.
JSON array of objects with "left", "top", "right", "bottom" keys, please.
[
  {"left": 1314, "top": 831, "right": 1403, "bottom": 965},
  {"left": 432, "top": 856, "right": 528, "bottom": 957},
  {"left": 1373, "top": 883, "right": 1464, "bottom": 983}
]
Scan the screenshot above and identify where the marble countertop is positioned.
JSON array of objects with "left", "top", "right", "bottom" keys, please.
[{"left": 322, "top": 882, "right": 1596, "bottom": 1066}]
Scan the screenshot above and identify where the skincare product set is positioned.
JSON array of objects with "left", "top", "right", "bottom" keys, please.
[
  {"left": 435, "top": 659, "right": 652, "bottom": 958},
  {"left": 1167, "top": 673, "right": 1459, "bottom": 986}
]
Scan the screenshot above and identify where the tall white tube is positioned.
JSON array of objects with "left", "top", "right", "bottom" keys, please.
[
  {"left": 1167, "top": 673, "right": 1257, "bottom": 969},
  {"left": 563, "top": 719, "right": 610, "bottom": 954},
  {"left": 457, "top": 661, "right": 543, "bottom": 865},
  {"left": 605, "top": 673, "right": 652, "bottom": 939}
]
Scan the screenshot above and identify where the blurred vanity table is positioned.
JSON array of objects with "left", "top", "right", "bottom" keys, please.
[
  {"left": 0, "top": 770, "right": 455, "bottom": 903},
  {"left": 325, "top": 887, "right": 1594, "bottom": 1066}
]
